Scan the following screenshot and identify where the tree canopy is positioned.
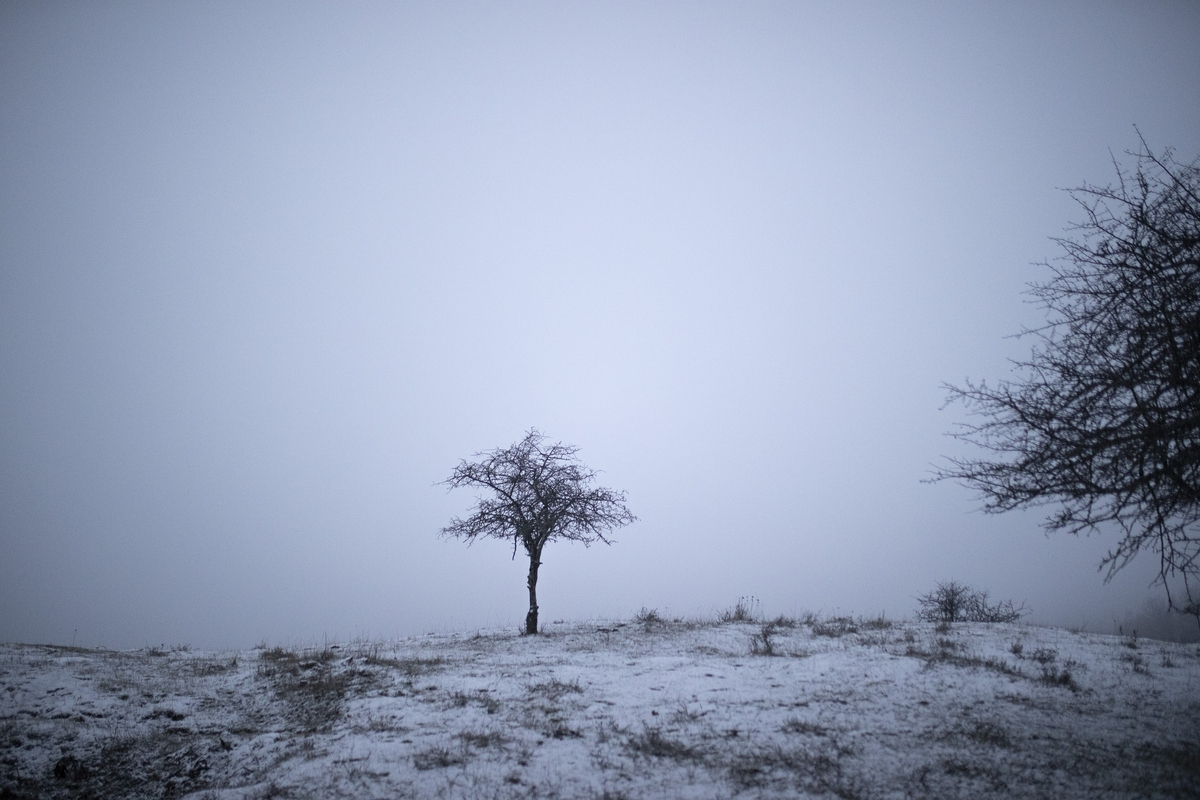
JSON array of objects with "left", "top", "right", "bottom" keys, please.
[{"left": 935, "top": 139, "right": 1200, "bottom": 621}]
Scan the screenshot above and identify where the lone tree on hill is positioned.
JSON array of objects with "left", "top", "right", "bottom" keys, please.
[
  {"left": 440, "top": 429, "right": 636, "bottom": 635},
  {"left": 934, "top": 136, "right": 1200, "bottom": 627}
]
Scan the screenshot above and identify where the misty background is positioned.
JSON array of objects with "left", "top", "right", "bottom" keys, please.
[{"left": 3, "top": 2, "right": 1199, "bottom": 650}]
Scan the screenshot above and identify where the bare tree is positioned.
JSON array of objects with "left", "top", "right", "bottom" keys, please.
[
  {"left": 934, "top": 137, "right": 1200, "bottom": 626},
  {"left": 440, "top": 429, "right": 636, "bottom": 635}
]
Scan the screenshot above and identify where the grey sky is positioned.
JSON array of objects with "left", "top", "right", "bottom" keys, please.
[{"left": 3, "top": 2, "right": 1199, "bottom": 649}]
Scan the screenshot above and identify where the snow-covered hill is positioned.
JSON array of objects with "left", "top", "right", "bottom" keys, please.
[{"left": 2, "top": 613, "right": 1197, "bottom": 798}]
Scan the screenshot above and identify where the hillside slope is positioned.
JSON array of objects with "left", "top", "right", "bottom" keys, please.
[{"left": 2, "top": 615, "right": 1198, "bottom": 798}]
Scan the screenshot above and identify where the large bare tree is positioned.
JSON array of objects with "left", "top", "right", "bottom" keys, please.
[
  {"left": 440, "top": 429, "right": 636, "bottom": 634},
  {"left": 934, "top": 138, "right": 1200, "bottom": 625}
]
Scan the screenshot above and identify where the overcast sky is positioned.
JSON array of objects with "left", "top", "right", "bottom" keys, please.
[{"left": 3, "top": 1, "right": 1199, "bottom": 650}]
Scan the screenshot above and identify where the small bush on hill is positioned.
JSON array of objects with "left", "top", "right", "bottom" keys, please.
[
  {"left": 635, "top": 607, "right": 664, "bottom": 629},
  {"left": 812, "top": 617, "right": 858, "bottom": 638},
  {"left": 749, "top": 621, "right": 780, "bottom": 656},
  {"left": 718, "top": 596, "right": 760, "bottom": 623},
  {"left": 916, "top": 580, "right": 1027, "bottom": 623}
]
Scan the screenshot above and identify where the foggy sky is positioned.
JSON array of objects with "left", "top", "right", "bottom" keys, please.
[{"left": 3, "top": 1, "right": 1199, "bottom": 649}]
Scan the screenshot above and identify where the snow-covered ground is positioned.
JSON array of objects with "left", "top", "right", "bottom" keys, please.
[{"left": 2, "top": 613, "right": 1198, "bottom": 799}]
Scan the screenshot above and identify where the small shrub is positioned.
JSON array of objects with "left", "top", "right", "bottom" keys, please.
[
  {"left": 634, "top": 607, "right": 663, "bottom": 627},
  {"left": 1030, "top": 647, "right": 1057, "bottom": 665},
  {"left": 528, "top": 678, "right": 583, "bottom": 700},
  {"left": 859, "top": 614, "right": 893, "bottom": 630},
  {"left": 625, "top": 728, "right": 699, "bottom": 761},
  {"left": 812, "top": 616, "right": 858, "bottom": 638},
  {"left": 916, "top": 581, "right": 974, "bottom": 623},
  {"left": 1038, "top": 663, "right": 1078, "bottom": 690},
  {"left": 441, "top": 689, "right": 503, "bottom": 714},
  {"left": 413, "top": 745, "right": 467, "bottom": 770},
  {"left": 718, "top": 596, "right": 760, "bottom": 624},
  {"left": 750, "top": 621, "right": 779, "bottom": 656},
  {"left": 915, "top": 580, "right": 1027, "bottom": 623},
  {"left": 906, "top": 643, "right": 1024, "bottom": 677},
  {"left": 1009, "top": 640, "right": 1024, "bottom": 657},
  {"left": 191, "top": 656, "right": 238, "bottom": 676},
  {"left": 727, "top": 740, "right": 863, "bottom": 796},
  {"left": 670, "top": 702, "right": 708, "bottom": 723},
  {"left": 980, "top": 656, "right": 1023, "bottom": 677},
  {"left": 259, "top": 645, "right": 336, "bottom": 666},
  {"left": 936, "top": 637, "right": 961, "bottom": 652},
  {"left": 966, "top": 720, "right": 1011, "bottom": 747},
  {"left": 260, "top": 646, "right": 300, "bottom": 663},
  {"left": 547, "top": 723, "right": 582, "bottom": 739}
]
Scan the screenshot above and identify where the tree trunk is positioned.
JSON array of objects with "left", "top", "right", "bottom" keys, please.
[{"left": 525, "top": 550, "right": 541, "bottom": 635}]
